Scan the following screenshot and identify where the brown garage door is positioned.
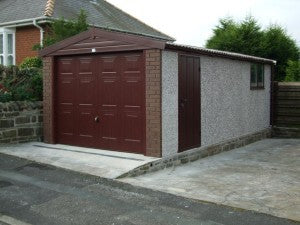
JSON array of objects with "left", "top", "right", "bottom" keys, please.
[{"left": 55, "top": 52, "right": 145, "bottom": 154}]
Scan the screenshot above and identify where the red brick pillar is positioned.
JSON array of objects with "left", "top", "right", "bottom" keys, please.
[
  {"left": 43, "top": 57, "right": 55, "bottom": 144},
  {"left": 145, "top": 49, "right": 162, "bottom": 157}
]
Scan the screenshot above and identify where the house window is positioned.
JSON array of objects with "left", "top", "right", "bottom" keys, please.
[
  {"left": 0, "top": 28, "right": 15, "bottom": 66},
  {"left": 0, "top": 34, "right": 3, "bottom": 65},
  {"left": 250, "top": 63, "right": 264, "bottom": 89}
]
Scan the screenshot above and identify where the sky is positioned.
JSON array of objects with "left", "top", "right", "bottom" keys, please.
[{"left": 106, "top": 0, "right": 300, "bottom": 47}]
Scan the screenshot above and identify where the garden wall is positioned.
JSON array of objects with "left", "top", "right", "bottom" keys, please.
[{"left": 0, "top": 101, "right": 43, "bottom": 144}]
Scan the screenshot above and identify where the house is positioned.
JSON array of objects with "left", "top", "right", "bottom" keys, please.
[
  {"left": 40, "top": 27, "right": 276, "bottom": 158},
  {"left": 0, "top": 0, "right": 173, "bottom": 66}
]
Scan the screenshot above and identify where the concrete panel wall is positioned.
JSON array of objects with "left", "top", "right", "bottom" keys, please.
[
  {"left": 201, "top": 56, "right": 271, "bottom": 146},
  {"left": 162, "top": 50, "right": 178, "bottom": 157},
  {"left": 160, "top": 52, "right": 271, "bottom": 156}
]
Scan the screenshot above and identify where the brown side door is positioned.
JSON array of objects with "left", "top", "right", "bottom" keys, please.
[
  {"left": 178, "top": 55, "right": 201, "bottom": 152},
  {"left": 55, "top": 52, "right": 145, "bottom": 154}
]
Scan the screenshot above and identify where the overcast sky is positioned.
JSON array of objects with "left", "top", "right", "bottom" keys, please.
[{"left": 106, "top": 0, "right": 300, "bottom": 47}]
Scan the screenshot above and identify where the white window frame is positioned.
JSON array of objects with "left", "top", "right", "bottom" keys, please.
[{"left": 0, "top": 27, "right": 16, "bottom": 66}]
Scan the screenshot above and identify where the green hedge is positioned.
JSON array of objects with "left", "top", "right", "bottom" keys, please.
[{"left": 0, "top": 62, "right": 43, "bottom": 102}]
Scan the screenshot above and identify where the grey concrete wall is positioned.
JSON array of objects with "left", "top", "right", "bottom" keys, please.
[
  {"left": 201, "top": 56, "right": 271, "bottom": 146},
  {"left": 0, "top": 101, "right": 43, "bottom": 144},
  {"left": 161, "top": 50, "right": 178, "bottom": 157},
  {"left": 161, "top": 52, "right": 271, "bottom": 156}
]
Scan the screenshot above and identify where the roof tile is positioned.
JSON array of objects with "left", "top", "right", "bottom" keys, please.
[{"left": 0, "top": 0, "right": 174, "bottom": 41}]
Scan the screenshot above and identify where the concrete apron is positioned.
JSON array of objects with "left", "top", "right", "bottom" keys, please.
[
  {"left": 120, "top": 139, "right": 300, "bottom": 222},
  {"left": 0, "top": 142, "right": 158, "bottom": 179}
]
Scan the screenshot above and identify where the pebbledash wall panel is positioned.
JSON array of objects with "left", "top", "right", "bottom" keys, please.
[
  {"left": 162, "top": 51, "right": 178, "bottom": 157},
  {"left": 201, "top": 56, "right": 271, "bottom": 146},
  {"left": 161, "top": 50, "right": 271, "bottom": 157}
]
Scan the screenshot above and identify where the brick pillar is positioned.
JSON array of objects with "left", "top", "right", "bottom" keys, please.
[
  {"left": 43, "top": 57, "right": 55, "bottom": 144},
  {"left": 145, "top": 49, "right": 162, "bottom": 157}
]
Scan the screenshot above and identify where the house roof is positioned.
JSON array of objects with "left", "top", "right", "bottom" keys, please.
[
  {"left": 166, "top": 43, "right": 277, "bottom": 65},
  {"left": 0, "top": 0, "right": 174, "bottom": 41}
]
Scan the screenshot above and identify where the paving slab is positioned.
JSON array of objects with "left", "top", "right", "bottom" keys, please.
[
  {"left": 0, "top": 142, "right": 158, "bottom": 179},
  {"left": 121, "top": 138, "right": 300, "bottom": 222}
]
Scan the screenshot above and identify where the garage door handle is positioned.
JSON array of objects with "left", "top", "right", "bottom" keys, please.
[{"left": 94, "top": 116, "right": 100, "bottom": 123}]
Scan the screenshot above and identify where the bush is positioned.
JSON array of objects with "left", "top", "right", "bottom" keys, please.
[
  {"left": 0, "top": 66, "right": 43, "bottom": 102},
  {"left": 0, "top": 90, "right": 13, "bottom": 102},
  {"left": 19, "top": 57, "right": 43, "bottom": 69}
]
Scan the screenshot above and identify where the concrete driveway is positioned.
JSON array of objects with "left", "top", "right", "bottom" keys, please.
[
  {"left": 0, "top": 142, "right": 157, "bottom": 179},
  {"left": 121, "top": 139, "right": 300, "bottom": 222}
]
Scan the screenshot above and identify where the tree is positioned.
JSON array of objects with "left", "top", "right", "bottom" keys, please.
[
  {"left": 206, "top": 16, "right": 300, "bottom": 81},
  {"left": 206, "top": 17, "right": 264, "bottom": 56},
  {"left": 34, "top": 10, "right": 89, "bottom": 49},
  {"left": 262, "top": 25, "right": 300, "bottom": 81},
  {"left": 285, "top": 60, "right": 300, "bottom": 82}
]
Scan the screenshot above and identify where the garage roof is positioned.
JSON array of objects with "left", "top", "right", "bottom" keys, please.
[
  {"left": 39, "top": 28, "right": 166, "bottom": 57},
  {"left": 0, "top": 0, "right": 174, "bottom": 42},
  {"left": 166, "top": 43, "right": 277, "bottom": 65}
]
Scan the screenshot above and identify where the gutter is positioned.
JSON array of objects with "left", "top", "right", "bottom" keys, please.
[
  {"left": 0, "top": 17, "right": 50, "bottom": 47},
  {"left": 0, "top": 17, "right": 49, "bottom": 27},
  {"left": 33, "top": 19, "right": 44, "bottom": 47}
]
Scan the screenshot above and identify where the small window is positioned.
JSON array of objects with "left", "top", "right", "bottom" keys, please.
[
  {"left": 7, "top": 33, "right": 14, "bottom": 65},
  {"left": 7, "top": 34, "right": 13, "bottom": 54},
  {"left": 7, "top": 55, "right": 13, "bottom": 66},
  {"left": 0, "top": 34, "right": 3, "bottom": 65},
  {"left": 250, "top": 63, "right": 264, "bottom": 89},
  {"left": 0, "top": 29, "right": 15, "bottom": 66}
]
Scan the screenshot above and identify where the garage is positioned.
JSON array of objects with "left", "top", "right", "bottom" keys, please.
[
  {"left": 40, "top": 28, "right": 166, "bottom": 155},
  {"left": 41, "top": 27, "right": 274, "bottom": 158}
]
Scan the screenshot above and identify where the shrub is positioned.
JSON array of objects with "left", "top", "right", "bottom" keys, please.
[
  {"left": 0, "top": 66, "right": 43, "bottom": 102},
  {"left": 0, "top": 90, "right": 13, "bottom": 102},
  {"left": 19, "top": 57, "right": 43, "bottom": 69}
]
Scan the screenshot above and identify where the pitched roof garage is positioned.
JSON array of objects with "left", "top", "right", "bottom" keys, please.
[
  {"left": 40, "top": 27, "right": 276, "bottom": 158},
  {"left": 40, "top": 28, "right": 166, "bottom": 157}
]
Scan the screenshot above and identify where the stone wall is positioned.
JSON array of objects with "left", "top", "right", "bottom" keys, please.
[{"left": 0, "top": 101, "right": 43, "bottom": 144}]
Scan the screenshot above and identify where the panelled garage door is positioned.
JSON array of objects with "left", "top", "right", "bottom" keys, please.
[{"left": 55, "top": 52, "right": 145, "bottom": 154}]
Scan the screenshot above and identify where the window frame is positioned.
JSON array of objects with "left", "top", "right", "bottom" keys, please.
[
  {"left": 0, "top": 27, "right": 16, "bottom": 66},
  {"left": 0, "top": 33, "right": 3, "bottom": 65},
  {"left": 250, "top": 63, "right": 265, "bottom": 90}
]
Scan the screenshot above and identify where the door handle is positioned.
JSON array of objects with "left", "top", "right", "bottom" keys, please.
[
  {"left": 94, "top": 116, "right": 99, "bottom": 123},
  {"left": 180, "top": 99, "right": 188, "bottom": 108}
]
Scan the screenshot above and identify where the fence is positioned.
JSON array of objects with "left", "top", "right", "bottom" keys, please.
[
  {"left": 273, "top": 82, "right": 300, "bottom": 138},
  {"left": 274, "top": 82, "right": 300, "bottom": 128}
]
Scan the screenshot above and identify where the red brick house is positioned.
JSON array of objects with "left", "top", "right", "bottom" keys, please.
[{"left": 0, "top": 0, "right": 174, "bottom": 66}]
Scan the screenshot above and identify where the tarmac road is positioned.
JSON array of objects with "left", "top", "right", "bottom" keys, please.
[{"left": 0, "top": 153, "right": 298, "bottom": 225}]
